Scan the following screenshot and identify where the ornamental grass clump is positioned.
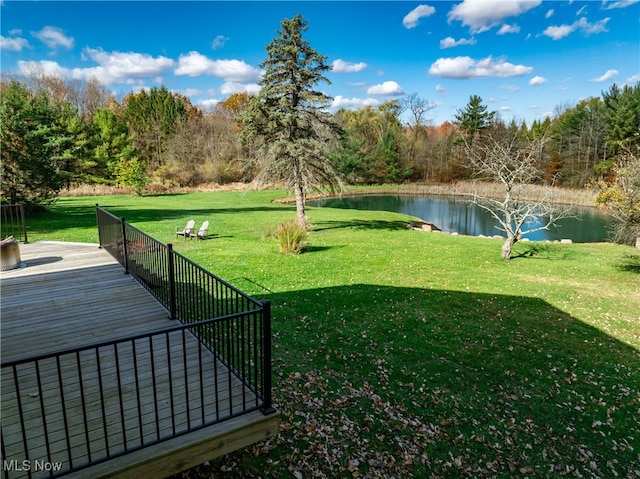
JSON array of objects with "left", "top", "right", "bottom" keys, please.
[{"left": 276, "top": 220, "right": 308, "bottom": 254}]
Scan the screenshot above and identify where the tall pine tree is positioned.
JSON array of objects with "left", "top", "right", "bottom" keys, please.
[{"left": 238, "top": 14, "right": 343, "bottom": 228}]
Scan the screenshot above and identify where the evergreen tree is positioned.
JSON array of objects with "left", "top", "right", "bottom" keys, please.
[
  {"left": 603, "top": 83, "right": 640, "bottom": 150},
  {"left": 238, "top": 14, "right": 343, "bottom": 228},
  {"left": 48, "top": 102, "right": 92, "bottom": 187},
  {"left": 0, "top": 80, "right": 64, "bottom": 205},
  {"left": 122, "top": 86, "right": 188, "bottom": 170},
  {"left": 454, "top": 94, "right": 494, "bottom": 145},
  {"left": 91, "top": 107, "right": 145, "bottom": 193}
]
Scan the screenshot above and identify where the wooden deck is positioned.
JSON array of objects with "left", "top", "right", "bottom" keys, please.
[{"left": 1, "top": 242, "right": 278, "bottom": 479}]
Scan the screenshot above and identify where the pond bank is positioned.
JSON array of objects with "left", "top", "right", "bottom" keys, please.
[
  {"left": 277, "top": 182, "right": 599, "bottom": 208},
  {"left": 307, "top": 193, "right": 613, "bottom": 243}
]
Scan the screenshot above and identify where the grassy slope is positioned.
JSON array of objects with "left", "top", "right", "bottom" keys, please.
[{"left": 22, "top": 191, "right": 640, "bottom": 478}]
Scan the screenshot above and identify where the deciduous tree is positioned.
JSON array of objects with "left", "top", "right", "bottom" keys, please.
[
  {"left": 466, "top": 133, "right": 573, "bottom": 259},
  {"left": 596, "top": 143, "right": 640, "bottom": 246}
]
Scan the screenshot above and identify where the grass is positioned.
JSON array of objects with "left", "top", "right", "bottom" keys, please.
[{"left": 18, "top": 190, "right": 640, "bottom": 478}]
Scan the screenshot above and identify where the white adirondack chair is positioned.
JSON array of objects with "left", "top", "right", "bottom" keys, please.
[
  {"left": 193, "top": 221, "right": 209, "bottom": 240},
  {"left": 176, "top": 220, "right": 195, "bottom": 238}
]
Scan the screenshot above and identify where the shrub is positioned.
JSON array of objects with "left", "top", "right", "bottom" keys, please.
[{"left": 275, "top": 220, "right": 308, "bottom": 254}]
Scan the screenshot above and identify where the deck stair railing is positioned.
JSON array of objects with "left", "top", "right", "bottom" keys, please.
[{"left": 0, "top": 207, "right": 274, "bottom": 478}]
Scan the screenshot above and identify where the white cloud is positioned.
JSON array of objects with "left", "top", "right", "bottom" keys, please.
[
  {"left": 497, "top": 24, "right": 520, "bottom": 35},
  {"left": 576, "top": 5, "right": 587, "bottom": 15},
  {"left": 0, "top": 34, "right": 29, "bottom": 51},
  {"left": 581, "top": 17, "right": 611, "bottom": 34},
  {"left": 542, "top": 17, "right": 610, "bottom": 40},
  {"left": 175, "top": 51, "right": 261, "bottom": 82},
  {"left": 402, "top": 4, "right": 436, "bottom": 29},
  {"left": 18, "top": 60, "right": 67, "bottom": 78},
  {"left": 332, "top": 59, "right": 367, "bottom": 73},
  {"left": 626, "top": 74, "right": 640, "bottom": 83},
  {"left": 529, "top": 75, "right": 547, "bottom": 85},
  {"left": 590, "top": 69, "right": 618, "bottom": 82},
  {"left": 180, "top": 88, "right": 204, "bottom": 97},
  {"left": 448, "top": 0, "right": 542, "bottom": 33},
  {"left": 439, "top": 36, "right": 477, "bottom": 48},
  {"left": 211, "top": 35, "right": 229, "bottom": 50},
  {"left": 198, "top": 99, "right": 221, "bottom": 111},
  {"left": 542, "top": 24, "right": 574, "bottom": 40},
  {"left": 331, "top": 95, "right": 380, "bottom": 109},
  {"left": 18, "top": 48, "right": 176, "bottom": 86},
  {"left": 545, "top": 9, "right": 554, "bottom": 18},
  {"left": 429, "top": 56, "right": 533, "bottom": 78},
  {"left": 435, "top": 84, "right": 448, "bottom": 94},
  {"left": 83, "top": 48, "right": 175, "bottom": 82},
  {"left": 219, "top": 81, "right": 260, "bottom": 95},
  {"left": 500, "top": 84, "right": 520, "bottom": 92},
  {"left": 602, "top": 0, "right": 640, "bottom": 9},
  {"left": 366, "top": 80, "right": 405, "bottom": 96},
  {"left": 32, "top": 26, "right": 74, "bottom": 49}
]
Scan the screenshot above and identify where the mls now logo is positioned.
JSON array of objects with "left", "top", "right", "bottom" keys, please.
[{"left": 2, "top": 460, "right": 63, "bottom": 473}]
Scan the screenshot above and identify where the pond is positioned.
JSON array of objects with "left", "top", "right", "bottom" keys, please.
[{"left": 308, "top": 195, "right": 614, "bottom": 243}]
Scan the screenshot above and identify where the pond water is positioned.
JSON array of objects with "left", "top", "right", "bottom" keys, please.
[{"left": 308, "top": 195, "right": 614, "bottom": 243}]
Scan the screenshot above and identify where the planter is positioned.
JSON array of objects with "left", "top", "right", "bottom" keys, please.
[{"left": 1, "top": 236, "right": 21, "bottom": 271}]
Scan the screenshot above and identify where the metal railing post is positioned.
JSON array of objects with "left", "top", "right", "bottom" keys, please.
[
  {"left": 261, "top": 300, "right": 275, "bottom": 414},
  {"left": 167, "top": 244, "right": 177, "bottom": 320},
  {"left": 19, "top": 202, "right": 28, "bottom": 244},
  {"left": 95, "top": 204, "right": 102, "bottom": 249},
  {"left": 121, "top": 217, "right": 129, "bottom": 274}
]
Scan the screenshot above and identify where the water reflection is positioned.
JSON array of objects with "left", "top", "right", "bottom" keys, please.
[{"left": 308, "top": 195, "right": 614, "bottom": 243}]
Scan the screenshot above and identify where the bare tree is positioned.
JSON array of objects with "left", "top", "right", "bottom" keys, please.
[
  {"left": 400, "top": 93, "right": 436, "bottom": 180},
  {"left": 466, "top": 134, "right": 574, "bottom": 259},
  {"left": 596, "top": 143, "right": 640, "bottom": 246}
]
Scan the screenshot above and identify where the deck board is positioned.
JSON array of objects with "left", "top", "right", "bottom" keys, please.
[{"left": 1, "top": 242, "right": 278, "bottom": 479}]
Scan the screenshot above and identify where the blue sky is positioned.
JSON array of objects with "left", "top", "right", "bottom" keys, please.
[{"left": 1, "top": 1, "right": 638, "bottom": 126}]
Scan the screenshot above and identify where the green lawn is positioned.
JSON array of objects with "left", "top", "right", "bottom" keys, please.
[{"left": 23, "top": 191, "right": 640, "bottom": 478}]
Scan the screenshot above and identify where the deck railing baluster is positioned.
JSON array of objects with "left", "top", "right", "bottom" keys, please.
[
  {"left": 114, "top": 343, "right": 128, "bottom": 452},
  {"left": 77, "top": 351, "right": 92, "bottom": 464},
  {"left": 198, "top": 325, "right": 205, "bottom": 425},
  {"left": 166, "top": 332, "right": 176, "bottom": 437},
  {"left": 96, "top": 347, "right": 110, "bottom": 457},
  {"left": 56, "top": 355, "right": 73, "bottom": 470},
  {"left": 34, "top": 360, "right": 53, "bottom": 471},
  {"left": 132, "top": 339, "right": 144, "bottom": 447}
]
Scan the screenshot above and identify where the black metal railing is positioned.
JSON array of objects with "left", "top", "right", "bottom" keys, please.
[
  {"left": 1, "top": 203, "right": 28, "bottom": 243},
  {"left": 0, "top": 207, "right": 274, "bottom": 478},
  {"left": 1, "top": 315, "right": 271, "bottom": 478},
  {"left": 95, "top": 205, "right": 273, "bottom": 415}
]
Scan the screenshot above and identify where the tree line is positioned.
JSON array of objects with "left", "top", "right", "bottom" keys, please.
[{"left": 1, "top": 22, "right": 638, "bottom": 243}]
